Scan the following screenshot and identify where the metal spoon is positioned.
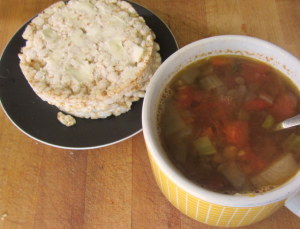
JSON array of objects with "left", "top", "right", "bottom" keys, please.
[{"left": 275, "top": 114, "right": 300, "bottom": 130}]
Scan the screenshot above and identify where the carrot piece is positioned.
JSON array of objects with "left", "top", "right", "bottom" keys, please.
[
  {"left": 192, "top": 90, "right": 205, "bottom": 103},
  {"left": 223, "top": 121, "right": 248, "bottom": 148},
  {"left": 270, "top": 93, "right": 297, "bottom": 121},
  {"left": 238, "top": 149, "right": 265, "bottom": 175},
  {"left": 211, "top": 56, "right": 232, "bottom": 66},
  {"left": 244, "top": 98, "right": 272, "bottom": 111},
  {"left": 201, "top": 127, "right": 214, "bottom": 139},
  {"left": 241, "top": 62, "right": 271, "bottom": 84},
  {"left": 176, "top": 87, "right": 193, "bottom": 109}
]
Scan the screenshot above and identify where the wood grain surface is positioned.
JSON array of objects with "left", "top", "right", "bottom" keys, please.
[{"left": 1, "top": 0, "right": 300, "bottom": 228}]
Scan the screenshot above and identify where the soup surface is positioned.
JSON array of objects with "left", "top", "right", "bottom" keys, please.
[{"left": 158, "top": 55, "right": 300, "bottom": 194}]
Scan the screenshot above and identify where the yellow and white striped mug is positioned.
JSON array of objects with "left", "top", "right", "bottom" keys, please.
[{"left": 142, "top": 35, "right": 300, "bottom": 227}]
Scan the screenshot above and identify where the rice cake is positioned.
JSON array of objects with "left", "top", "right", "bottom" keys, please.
[
  {"left": 57, "top": 111, "right": 76, "bottom": 127},
  {"left": 19, "top": 0, "right": 161, "bottom": 119}
]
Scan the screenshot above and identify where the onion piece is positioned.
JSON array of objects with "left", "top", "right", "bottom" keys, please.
[
  {"left": 199, "top": 74, "right": 223, "bottom": 90},
  {"left": 259, "top": 92, "right": 274, "bottom": 104},
  {"left": 251, "top": 153, "right": 299, "bottom": 188},
  {"left": 219, "top": 162, "right": 253, "bottom": 192},
  {"left": 162, "top": 102, "right": 187, "bottom": 136}
]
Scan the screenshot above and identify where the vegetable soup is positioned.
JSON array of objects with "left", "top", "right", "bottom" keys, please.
[{"left": 158, "top": 55, "right": 300, "bottom": 194}]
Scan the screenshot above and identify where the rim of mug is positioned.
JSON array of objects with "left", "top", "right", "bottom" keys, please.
[{"left": 142, "top": 35, "right": 300, "bottom": 207}]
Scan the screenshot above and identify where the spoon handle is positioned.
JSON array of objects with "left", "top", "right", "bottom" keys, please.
[{"left": 281, "top": 114, "right": 300, "bottom": 129}]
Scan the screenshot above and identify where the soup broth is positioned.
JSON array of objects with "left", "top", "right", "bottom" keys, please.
[{"left": 158, "top": 55, "right": 300, "bottom": 194}]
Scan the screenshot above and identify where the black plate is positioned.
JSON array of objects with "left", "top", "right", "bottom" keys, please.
[{"left": 0, "top": 2, "right": 178, "bottom": 149}]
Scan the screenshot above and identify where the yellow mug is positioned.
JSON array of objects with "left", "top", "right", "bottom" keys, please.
[{"left": 142, "top": 35, "right": 300, "bottom": 227}]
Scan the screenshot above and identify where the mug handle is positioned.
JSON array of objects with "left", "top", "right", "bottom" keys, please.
[{"left": 285, "top": 191, "right": 300, "bottom": 217}]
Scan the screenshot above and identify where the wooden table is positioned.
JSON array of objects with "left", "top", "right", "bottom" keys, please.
[{"left": 1, "top": 0, "right": 300, "bottom": 228}]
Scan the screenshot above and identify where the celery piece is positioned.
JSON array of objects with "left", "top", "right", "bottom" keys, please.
[
  {"left": 180, "top": 69, "right": 201, "bottom": 85},
  {"left": 200, "top": 64, "right": 214, "bottom": 76},
  {"left": 174, "top": 144, "right": 187, "bottom": 163},
  {"left": 238, "top": 109, "right": 250, "bottom": 121},
  {"left": 199, "top": 74, "right": 223, "bottom": 90},
  {"left": 262, "top": 114, "right": 274, "bottom": 129},
  {"left": 168, "top": 130, "right": 191, "bottom": 163},
  {"left": 283, "top": 133, "right": 300, "bottom": 153},
  {"left": 193, "top": 136, "right": 216, "bottom": 155},
  {"left": 162, "top": 102, "right": 187, "bottom": 136}
]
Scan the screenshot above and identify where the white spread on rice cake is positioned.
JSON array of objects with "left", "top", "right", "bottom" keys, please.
[{"left": 19, "top": 0, "right": 161, "bottom": 119}]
